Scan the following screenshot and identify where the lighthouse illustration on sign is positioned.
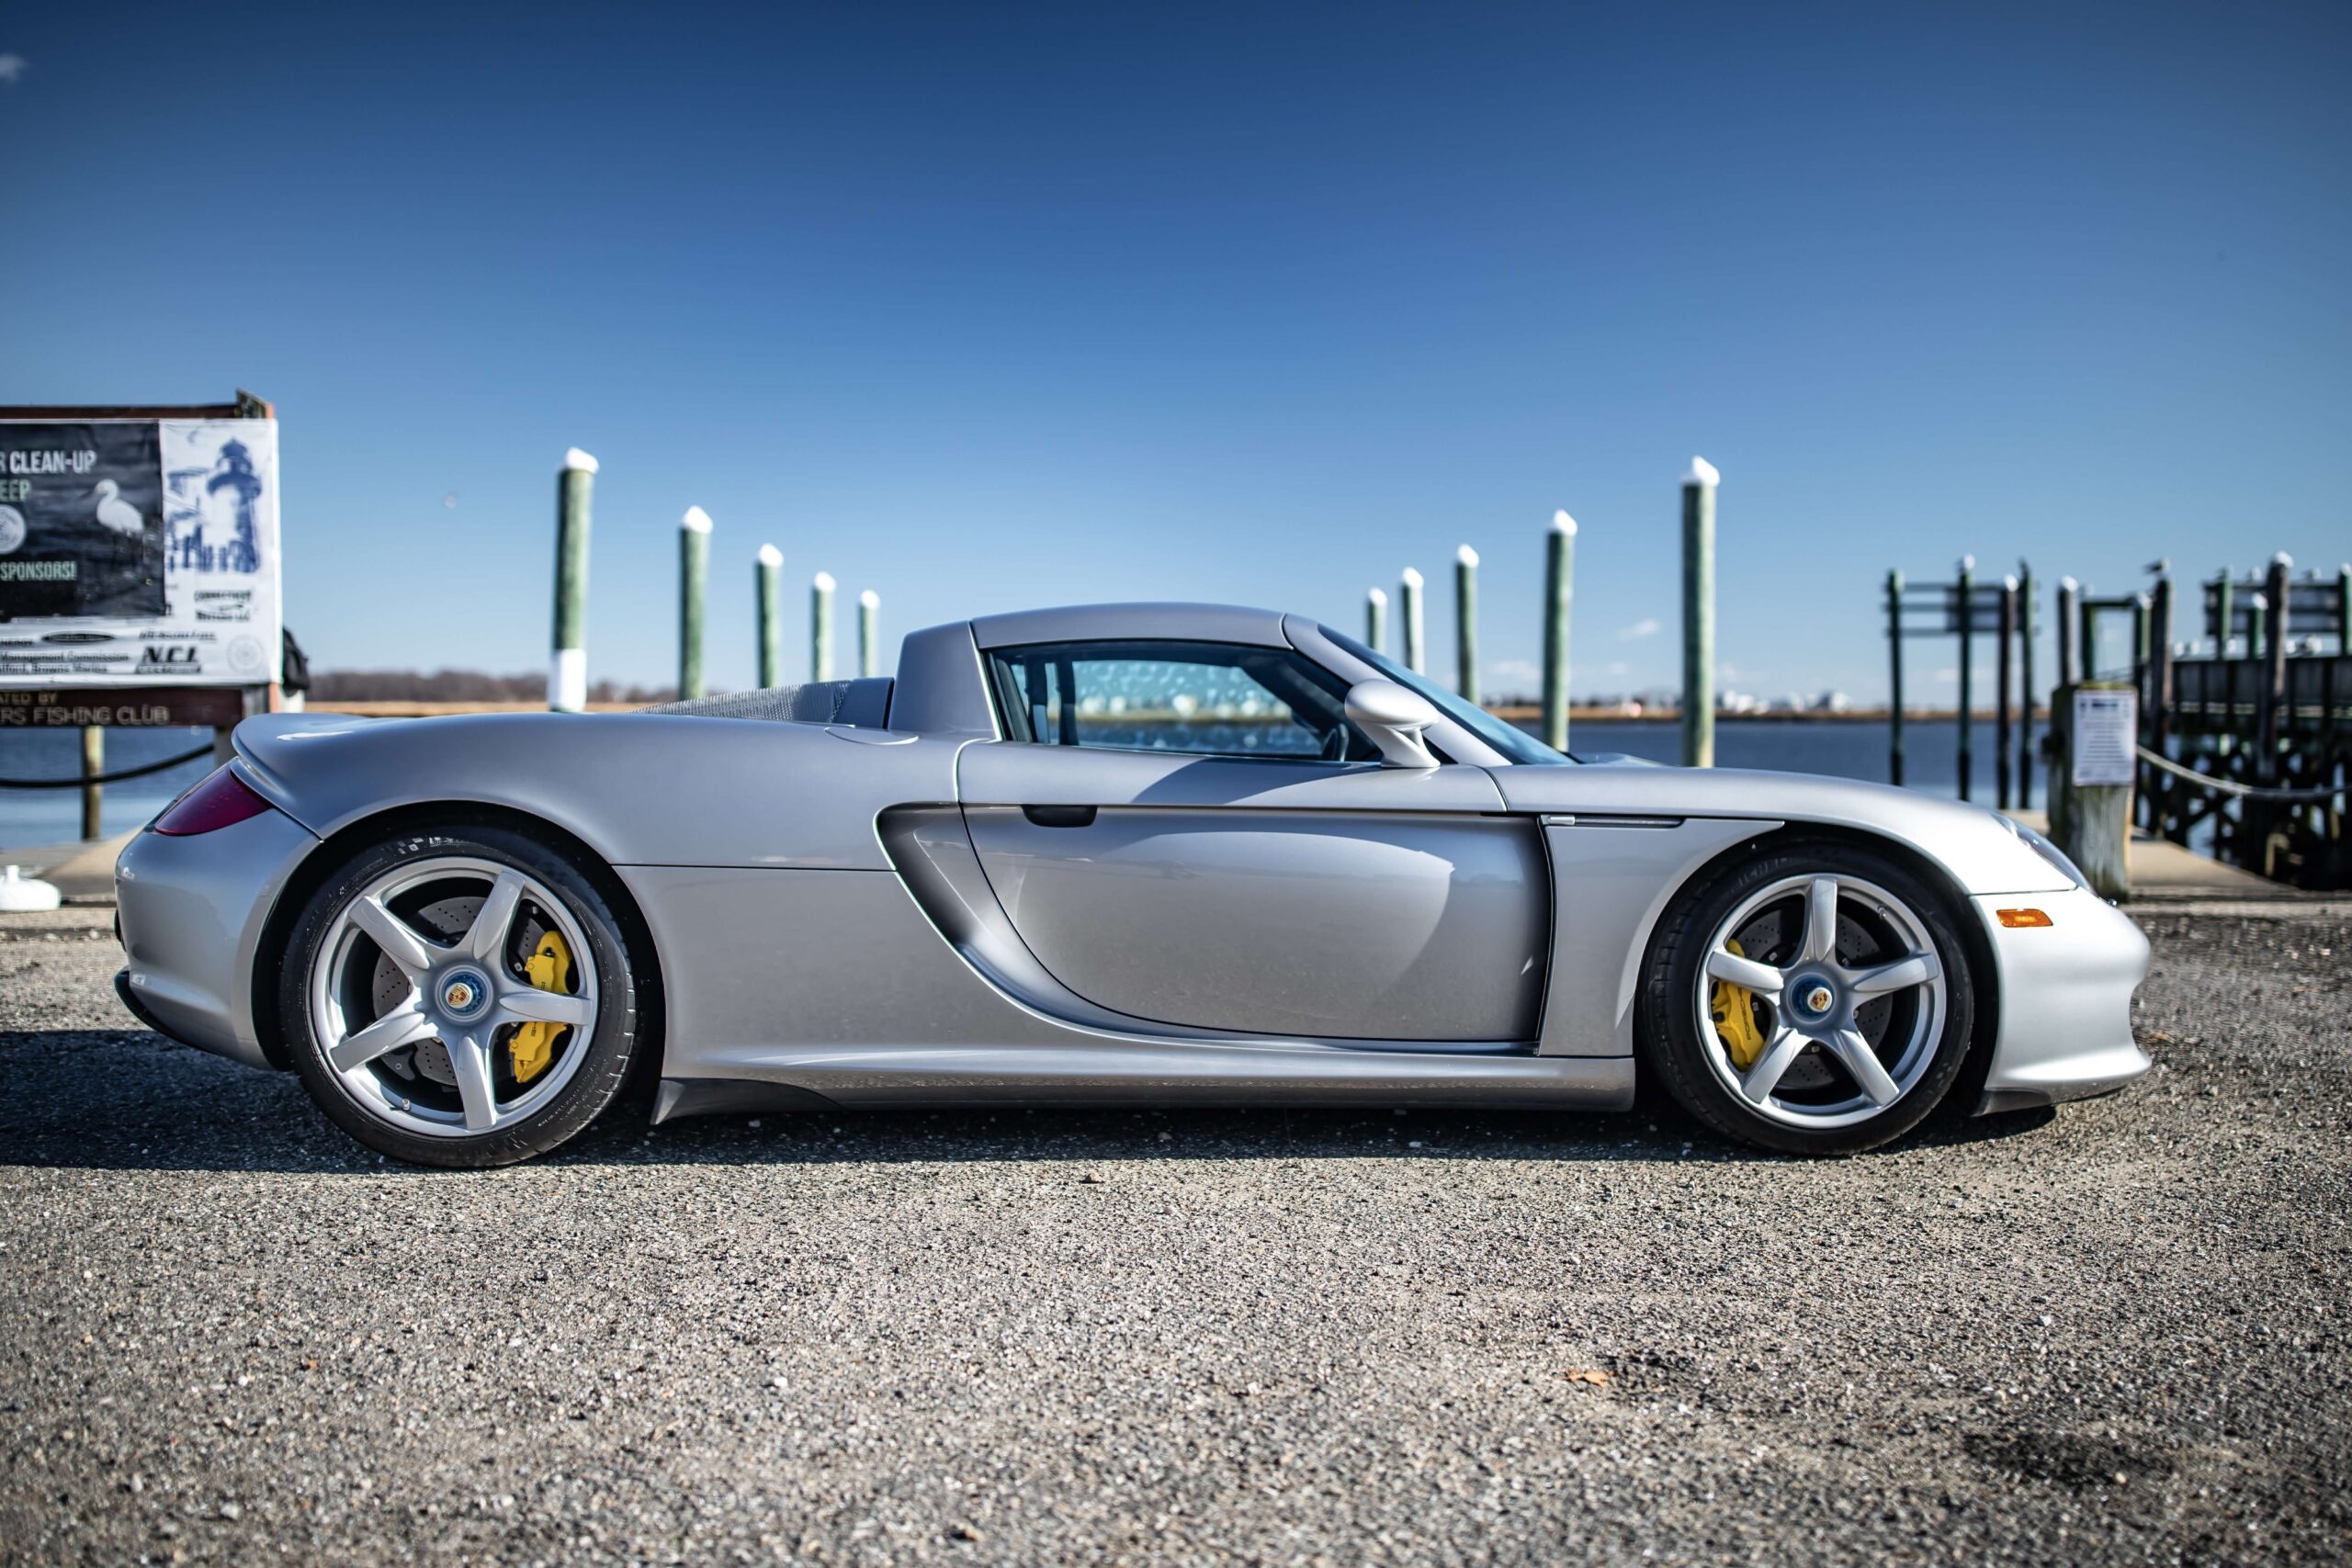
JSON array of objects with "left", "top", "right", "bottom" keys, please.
[{"left": 165, "top": 435, "right": 264, "bottom": 573}]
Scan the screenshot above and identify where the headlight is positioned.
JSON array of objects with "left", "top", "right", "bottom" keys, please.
[{"left": 2002, "top": 814, "right": 2089, "bottom": 890}]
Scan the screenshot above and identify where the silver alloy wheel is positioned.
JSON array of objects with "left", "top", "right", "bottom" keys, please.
[
  {"left": 1691, "top": 872, "right": 1948, "bottom": 1131},
  {"left": 308, "top": 855, "right": 600, "bottom": 1139}
]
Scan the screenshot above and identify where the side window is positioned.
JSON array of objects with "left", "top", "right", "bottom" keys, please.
[{"left": 988, "top": 640, "right": 1379, "bottom": 761}]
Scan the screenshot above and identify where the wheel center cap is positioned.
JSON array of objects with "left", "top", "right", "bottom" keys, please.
[
  {"left": 1787, "top": 976, "right": 1838, "bottom": 1021},
  {"left": 437, "top": 966, "right": 492, "bottom": 1021}
]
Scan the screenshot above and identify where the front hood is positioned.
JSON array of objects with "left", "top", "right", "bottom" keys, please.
[{"left": 1492, "top": 763, "right": 2072, "bottom": 897}]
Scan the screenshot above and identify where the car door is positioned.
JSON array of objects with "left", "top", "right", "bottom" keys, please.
[{"left": 954, "top": 637, "right": 1548, "bottom": 1043}]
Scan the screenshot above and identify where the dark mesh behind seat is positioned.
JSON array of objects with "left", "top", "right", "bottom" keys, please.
[{"left": 639, "top": 677, "right": 893, "bottom": 727}]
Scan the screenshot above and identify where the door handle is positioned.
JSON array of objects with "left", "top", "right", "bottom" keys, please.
[{"left": 1021, "top": 804, "right": 1098, "bottom": 829}]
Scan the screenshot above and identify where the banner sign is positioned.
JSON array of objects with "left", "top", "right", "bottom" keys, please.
[
  {"left": 0, "top": 419, "right": 280, "bottom": 686},
  {"left": 0, "top": 685, "right": 250, "bottom": 728}
]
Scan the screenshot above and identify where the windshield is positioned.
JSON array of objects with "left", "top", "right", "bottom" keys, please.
[{"left": 1320, "top": 627, "right": 1570, "bottom": 766}]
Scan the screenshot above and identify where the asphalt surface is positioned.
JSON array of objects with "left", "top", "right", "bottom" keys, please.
[{"left": 2, "top": 903, "right": 2346, "bottom": 1564}]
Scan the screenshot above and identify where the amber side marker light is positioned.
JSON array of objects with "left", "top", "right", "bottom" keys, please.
[{"left": 1996, "top": 908, "right": 2053, "bottom": 929}]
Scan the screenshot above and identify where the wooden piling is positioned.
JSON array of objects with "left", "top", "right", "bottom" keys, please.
[
  {"left": 1364, "top": 589, "right": 1387, "bottom": 657},
  {"left": 859, "top": 591, "right": 881, "bottom": 678},
  {"left": 1454, "top": 546, "right": 1479, "bottom": 703},
  {"left": 811, "top": 572, "right": 837, "bottom": 682},
  {"left": 678, "top": 507, "right": 712, "bottom": 701},
  {"left": 548, "top": 448, "right": 596, "bottom": 712},
  {"left": 2147, "top": 574, "right": 2176, "bottom": 839},
  {"left": 1542, "top": 513, "right": 1575, "bottom": 752},
  {"left": 79, "top": 727, "right": 102, "bottom": 840},
  {"left": 1680, "top": 458, "right": 1718, "bottom": 769},
  {"left": 2055, "top": 577, "right": 2079, "bottom": 690},
  {"left": 2016, "top": 562, "right": 2036, "bottom": 810},
  {"left": 755, "top": 544, "right": 783, "bottom": 688},
  {"left": 1885, "top": 569, "right": 1905, "bottom": 785},
  {"left": 1996, "top": 575, "right": 2017, "bottom": 811},
  {"left": 1956, "top": 556, "right": 1974, "bottom": 801},
  {"left": 1400, "top": 569, "right": 1425, "bottom": 674}
]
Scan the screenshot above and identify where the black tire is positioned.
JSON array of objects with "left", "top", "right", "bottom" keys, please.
[
  {"left": 1637, "top": 840, "right": 1977, "bottom": 1156},
  {"left": 279, "top": 824, "right": 642, "bottom": 1168}
]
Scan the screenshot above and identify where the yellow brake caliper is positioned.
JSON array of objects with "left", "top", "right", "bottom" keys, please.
[
  {"left": 508, "top": 929, "right": 574, "bottom": 1084},
  {"left": 1710, "top": 937, "right": 1766, "bottom": 1069}
]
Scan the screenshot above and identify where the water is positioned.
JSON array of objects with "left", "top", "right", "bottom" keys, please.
[
  {"left": 1553, "top": 717, "right": 2016, "bottom": 802},
  {"left": 0, "top": 728, "right": 217, "bottom": 851},
  {"left": 0, "top": 717, "right": 2019, "bottom": 852}
]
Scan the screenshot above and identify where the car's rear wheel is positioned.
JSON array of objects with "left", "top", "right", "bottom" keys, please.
[
  {"left": 280, "top": 825, "right": 640, "bottom": 1168},
  {"left": 1638, "top": 841, "right": 1975, "bottom": 1156}
]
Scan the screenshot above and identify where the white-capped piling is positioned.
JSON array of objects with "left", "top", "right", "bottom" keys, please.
[
  {"left": 1401, "top": 568, "right": 1425, "bottom": 674},
  {"left": 548, "top": 448, "right": 596, "bottom": 711},
  {"left": 755, "top": 544, "right": 784, "bottom": 688},
  {"left": 811, "top": 572, "right": 837, "bottom": 682},
  {"left": 1365, "top": 588, "right": 1388, "bottom": 654},
  {"left": 1454, "top": 546, "right": 1480, "bottom": 703},
  {"left": 678, "top": 506, "right": 712, "bottom": 701},
  {"left": 859, "top": 590, "right": 881, "bottom": 678},
  {"left": 1543, "top": 512, "right": 1576, "bottom": 750},
  {"left": 1680, "top": 458, "right": 1719, "bottom": 767}
]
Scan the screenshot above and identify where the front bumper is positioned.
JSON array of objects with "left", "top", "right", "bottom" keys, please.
[
  {"left": 114, "top": 800, "right": 320, "bottom": 1070},
  {"left": 1973, "top": 888, "right": 2153, "bottom": 1113}
]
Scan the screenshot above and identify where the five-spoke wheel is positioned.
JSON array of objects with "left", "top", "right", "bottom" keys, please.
[
  {"left": 280, "top": 826, "right": 642, "bottom": 1167},
  {"left": 1642, "top": 842, "right": 1974, "bottom": 1155}
]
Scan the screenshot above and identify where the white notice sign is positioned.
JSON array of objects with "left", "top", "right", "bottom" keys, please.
[{"left": 2072, "top": 688, "right": 2138, "bottom": 787}]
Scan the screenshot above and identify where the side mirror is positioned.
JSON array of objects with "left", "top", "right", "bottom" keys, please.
[{"left": 1344, "top": 680, "right": 1441, "bottom": 769}]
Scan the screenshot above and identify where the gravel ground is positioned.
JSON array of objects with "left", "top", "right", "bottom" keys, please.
[{"left": 2, "top": 904, "right": 2347, "bottom": 1565}]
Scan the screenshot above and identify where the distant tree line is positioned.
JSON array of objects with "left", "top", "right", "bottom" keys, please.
[{"left": 309, "top": 670, "right": 679, "bottom": 705}]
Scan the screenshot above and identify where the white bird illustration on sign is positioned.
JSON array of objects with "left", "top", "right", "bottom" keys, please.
[{"left": 93, "top": 479, "right": 144, "bottom": 537}]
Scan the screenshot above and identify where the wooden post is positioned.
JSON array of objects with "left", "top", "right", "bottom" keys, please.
[
  {"left": 1680, "top": 457, "right": 1719, "bottom": 768},
  {"left": 2263, "top": 553, "right": 2292, "bottom": 776},
  {"left": 2077, "top": 588, "right": 2098, "bottom": 682},
  {"left": 755, "top": 544, "right": 783, "bottom": 688},
  {"left": 1542, "top": 513, "right": 1575, "bottom": 752},
  {"left": 2051, "top": 682, "right": 2136, "bottom": 900},
  {"left": 859, "top": 591, "right": 881, "bottom": 678},
  {"left": 1885, "top": 569, "right": 1905, "bottom": 785},
  {"left": 1955, "top": 555, "right": 1974, "bottom": 802},
  {"left": 79, "top": 726, "right": 103, "bottom": 840},
  {"left": 678, "top": 507, "right": 712, "bottom": 701},
  {"left": 2338, "top": 562, "right": 2350, "bottom": 651},
  {"left": 548, "top": 448, "right": 596, "bottom": 712},
  {"left": 2055, "top": 577, "right": 2079, "bottom": 690},
  {"left": 2016, "top": 561, "right": 2035, "bottom": 810},
  {"left": 2148, "top": 574, "right": 2176, "bottom": 840},
  {"left": 1453, "top": 546, "right": 1479, "bottom": 703},
  {"left": 1364, "top": 588, "right": 1387, "bottom": 657},
  {"left": 1400, "top": 568, "right": 1425, "bottom": 674},
  {"left": 811, "top": 572, "right": 837, "bottom": 682},
  {"left": 1996, "top": 575, "right": 2017, "bottom": 811}
]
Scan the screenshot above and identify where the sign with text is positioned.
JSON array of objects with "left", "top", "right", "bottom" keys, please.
[
  {"left": 2071, "top": 687, "right": 2138, "bottom": 788},
  {"left": 0, "top": 685, "right": 251, "bottom": 728},
  {"left": 0, "top": 419, "right": 281, "bottom": 686}
]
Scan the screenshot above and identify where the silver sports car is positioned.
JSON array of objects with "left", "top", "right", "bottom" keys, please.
[{"left": 114, "top": 603, "right": 2149, "bottom": 1167}]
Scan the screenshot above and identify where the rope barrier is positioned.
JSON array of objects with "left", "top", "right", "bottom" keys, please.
[
  {"left": 0, "top": 744, "right": 216, "bottom": 791},
  {"left": 2135, "top": 745, "right": 2344, "bottom": 803}
]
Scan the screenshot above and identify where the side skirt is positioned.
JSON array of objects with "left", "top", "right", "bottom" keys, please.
[{"left": 651, "top": 1044, "right": 1634, "bottom": 1123}]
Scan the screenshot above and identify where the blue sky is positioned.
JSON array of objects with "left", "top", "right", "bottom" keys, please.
[{"left": 2, "top": 1, "right": 2346, "bottom": 701}]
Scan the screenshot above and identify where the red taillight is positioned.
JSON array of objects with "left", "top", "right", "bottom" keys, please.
[{"left": 152, "top": 768, "right": 276, "bottom": 836}]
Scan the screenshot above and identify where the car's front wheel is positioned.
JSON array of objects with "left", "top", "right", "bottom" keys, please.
[
  {"left": 1638, "top": 841, "right": 1975, "bottom": 1156},
  {"left": 280, "top": 824, "right": 642, "bottom": 1168}
]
